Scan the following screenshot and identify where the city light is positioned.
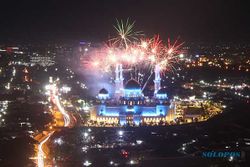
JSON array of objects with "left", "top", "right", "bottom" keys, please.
[
  {"left": 38, "top": 132, "right": 54, "bottom": 167},
  {"left": 60, "top": 85, "right": 71, "bottom": 94},
  {"left": 136, "top": 140, "right": 143, "bottom": 145},
  {"left": 118, "top": 130, "right": 124, "bottom": 136},
  {"left": 0, "top": 2, "right": 249, "bottom": 167},
  {"left": 54, "top": 138, "right": 63, "bottom": 145},
  {"left": 228, "top": 156, "right": 234, "bottom": 162},
  {"left": 83, "top": 160, "right": 92, "bottom": 166},
  {"left": 84, "top": 132, "right": 89, "bottom": 138},
  {"left": 82, "top": 146, "right": 88, "bottom": 153}
]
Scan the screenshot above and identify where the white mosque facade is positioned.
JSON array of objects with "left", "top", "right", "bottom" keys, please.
[{"left": 90, "top": 64, "right": 175, "bottom": 126}]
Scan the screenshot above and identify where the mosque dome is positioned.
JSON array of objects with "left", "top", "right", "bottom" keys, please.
[
  {"left": 125, "top": 79, "right": 141, "bottom": 89},
  {"left": 99, "top": 88, "right": 109, "bottom": 94}
]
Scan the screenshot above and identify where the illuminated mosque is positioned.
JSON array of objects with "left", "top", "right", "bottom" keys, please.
[{"left": 90, "top": 64, "right": 175, "bottom": 126}]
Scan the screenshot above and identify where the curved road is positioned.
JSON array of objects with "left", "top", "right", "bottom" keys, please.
[
  {"left": 37, "top": 131, "right": 54, "bottom": 167},
  {"left": 37, "top": 87, "right": 74, "bottom": 167},
  {"left": 54, "top": 94, "right": 71, "bottom": 127}
]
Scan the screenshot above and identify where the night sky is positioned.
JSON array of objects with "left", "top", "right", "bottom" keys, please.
[{"left": 0, "top": 0, "right": 250, "bottom": 43}]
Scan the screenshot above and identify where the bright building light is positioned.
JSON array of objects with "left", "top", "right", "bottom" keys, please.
[
  {"left": 118, "top": 130, "right": 124, "bottom": 136},
  {"left": 82, "top": 146, "right": 88, "bottom": 152},
  {"left": 228, "top": 156, "right": 234, "bottom": 162},
  {"left": 60, "top": 86, "right": 71, "bottom": 93},
  {"left": 84, "top": 132, "right": 89, "bottom": 138},
  {"left": 136, "top": 140, "right": 143, "bottom": 145},
  {"left": 83, "top": 160, "right": 92, "bottom": 166},
  {"left": 54, "top": 138, "right": 63, "bottom": 145},
  {"left": 189, "top": 96, "right": 196, "bottom": 100}
]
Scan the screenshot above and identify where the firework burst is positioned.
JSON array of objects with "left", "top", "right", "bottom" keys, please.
[
  {"left": 111, "top": 18, "right": 144, "bottom": 49},
  {"left": 83, "top": 19, "right": 184, "bottom": 88}
]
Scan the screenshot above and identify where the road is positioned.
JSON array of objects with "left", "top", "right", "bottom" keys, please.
[
  {"left": 37, "top": 131, "right": 54, "bottom": 167},
  {"left": 54, "top": 94, "right": 71, "bottom": 127},
  {"left": 36, "top": 85, "right": 75, "bottom": 167}
]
